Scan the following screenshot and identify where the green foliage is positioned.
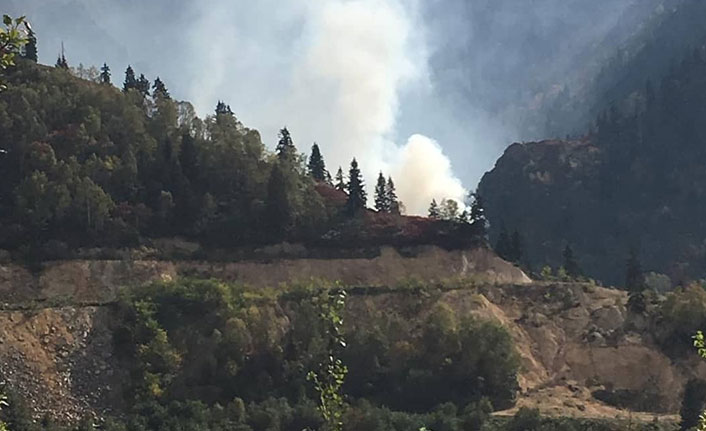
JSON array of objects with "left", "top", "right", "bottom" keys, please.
[
  {"left": 307, "top": 288, "right": 349, "bottom": 431},
  {"left": 20, "top": 29, "right": 36, "bottom": 62},
  {"left": 334, "top": 167, "right": 345, "bottom": 192},
  {"left": 308, "top": 143, "right": 329, "bottom": 183},
  {"left": 658, "top": 285, "right": 706, "bottom": 354},
  {"left": 428, "top": 199, "right": 440, "bottom": 219},
  {"left": 0, "top": 14, "right": 29, "bottom": 90},
  {"left": 100, "top": 63, "right": 110, "bottom": 85},
  {"left": 374, "top": 172, "right": 388, "bottom": 213},
  {"left": 345, "top": 158, "right": 366, "bottom": 215},
  {"left": 0, "top": 60, "right": 334, "bottom": 253}
]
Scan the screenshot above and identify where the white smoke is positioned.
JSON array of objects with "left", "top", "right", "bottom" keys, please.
[{"left": 187, "top": 0, "right": 468, "bottom": 215}]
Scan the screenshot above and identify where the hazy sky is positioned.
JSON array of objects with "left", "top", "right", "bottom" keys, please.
[{"left": 2, "top": 0, "right": 652, "bottom": 214}]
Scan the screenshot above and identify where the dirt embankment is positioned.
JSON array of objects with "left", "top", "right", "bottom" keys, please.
[{"left": 0, "top": 246, "right": 530, "bottom": 304}]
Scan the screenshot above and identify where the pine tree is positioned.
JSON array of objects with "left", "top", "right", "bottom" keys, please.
[
  {"left": 345, "top": 158, "right": 366, "bottom": 214},
  {"left": 374, "top": 172, "right": 389, "bottom": 212},
  {"left": 386, "top": 176, "right": 400, "bottom": 214},
  {"left": 137, "top": 74, "right": 150, "bottom": 97},
  {"left": 308, "top": 143, "right": 328, "bottom": 181},
  {"left": 152, "top": 77, "right": 170, "bottom": 99},
  {"left": 495, "top": 225, "right": 511, "bottom": 261},
  {"left": 625, "top": 248, "right": 646, "bottom": 293},
  {"left": 22, "top": 30, "right": 37, "bottom": 62},
  {"left": 562, "top": 245, "right": 581, "bottom": 279},
  {"left": 123, "top": 66, "right": 137, "bottom": 92},
  {"left": 428, "top": 199, "right": 440, "bottom": 219},
  {"left": 55, "top": 53, "right": 68, "bottom": 69},
  {"left": 334, "top": 167, "right": 346, "bottom": 192},
  {"left": 276, "top": 127, "right": 297, "bottom": 162},
  {"left": 100, "top": 63, "right": 111, "bottom": 85},
  {"left": 215, "top": 100, "right": 233, "bottom": 115},
  {"left": 469, "top": 192, "right": 488, "bottom": 239}
]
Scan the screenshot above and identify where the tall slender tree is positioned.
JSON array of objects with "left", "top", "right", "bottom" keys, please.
[
  {"left": 308, "top": 143, "right": 328, "bottom": 182},
  {"left": 100, "top": 63, "right": 111, "bottom": 84},
  {"left": 510, "top": 230, "right": 524, "bottom": 264},
  {"left": 152, "top": 77, "right": 170, "bottom": 99},
  {"left": 276, "top": 127, "right": 297, "bottom": 162},
  {"left": 386, "top": 176, "right": 400, "bottom": 214},
  {"left": 374, "top": 172, "right": 389, "bottom": 212},
  {"left": 22, "top": 29, "right": 37, "bottom": 62},
  {"left": 215, "top": 100, "right": 233, "bottom": 115},
  {"left": 334, "top": 167, "right": 346, "bottom": 192},
  {"left": 123, "top": 65, "right": 137, "bottom": 91},
  {"left": 345, "top": 158, "right": 366, "bottom": 214},
  {"left": 137, "top": 73, "right": 150, "bottom": 97},
  {"left": 428, "top": 199, "right": 440, "bottom": 219}
]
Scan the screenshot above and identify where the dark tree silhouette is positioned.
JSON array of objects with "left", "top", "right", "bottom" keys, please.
[
  {"left": 152, "top": 77, "right": 170, "bottom": 99},
  {"left": 100, "top": 63, "right": 111, "bottom": 85},
  {"left": 428, "top": 199, "right": 440, "bottom": 219},
  {"left": 345, "top": 158, "right": 366, "bottom": 215},
  {"left": 123, "top": 65, "right": 137, "bottom": 92},
  {"left": 334, "top": 167, "right": 346, "bottom": 192},
  {"left": 22, "top": 30, "right": 37, "bottom": 62},
  {"left": 308, "top": 143, "right": 328, "bottom": 182},
  {"left": 276, "top": 127, "right": 297, "bottom": 162},
  {"left": 374, "top": 172, "right": 389, "bottom": 212}
]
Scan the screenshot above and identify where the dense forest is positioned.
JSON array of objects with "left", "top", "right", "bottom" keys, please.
[{"left": 0, "top": 59, "right": 487, "bottom": 262}]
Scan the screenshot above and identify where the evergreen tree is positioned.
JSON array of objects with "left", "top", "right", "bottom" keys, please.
[
  {"left": 152, "top": 77, "right": 170, "bottom": 99},
  {"left": 265, "top": 162, "right": 292, "bottom": 238},
  {"left": 469, "top": 193, "right": 488, "bottom": 239},
  {"left": 625, "top": 248, "right": 646, "bottom": 292},
  {"left": 55, "top": 53, "right": 68, "bottom": 69},
  {"left": 137, "top": 74, "right": 150, "bottom": 97},
  {"left": 215, "top": 100, "right": 233, "bottom": 115},
  {"left": 345, "top": 158, "right": 366, "bottom": 214},
  {"left": 334, "top": 167, "right": 346, "bottom": 192},
  {"left": 276, "top": 127, "right": 297, "bottom": 162},
  {"left": 428, "top": 199, "right": 440, "bottom": 219},
  {"left": 680, "top": 379, "right": 706, "bottom": 431},
  {"left": 308, "top": 143, "right": 328, "bottom": 182},
  {"left": 386, "top": 176, "right": 400, "bottom": 214},
  {"left": 562, "top": 245, "right": 581, "bottom": 279},
  {"left": 22, "top": 30, "right": 37, "bottom": 62},
  {"left": 495, "top": 225, "right": 512, "bottom": 260},
  {"left": 100, "top": 63, "right": 111, "bottom": 85},
  {"left": 123, "top": 65, "right": 137, "bottom": 92},
  {"left": 374, "top": 172, "right": 389, "bottom": 212}
]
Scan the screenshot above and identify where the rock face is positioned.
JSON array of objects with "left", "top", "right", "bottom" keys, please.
[{"left": 477, "top": 138, "right": 706, "bottom": 284}]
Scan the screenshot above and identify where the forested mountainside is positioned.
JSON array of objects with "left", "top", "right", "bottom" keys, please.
[
  {"left": 480, "top": 14, "right": 706, "bottom": 284},
  {"left": 0, "top": 60, "right": 484, "bottom": 262},
  {"left": 530, "top": 0, "right": 706, "bottom": 139}
]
